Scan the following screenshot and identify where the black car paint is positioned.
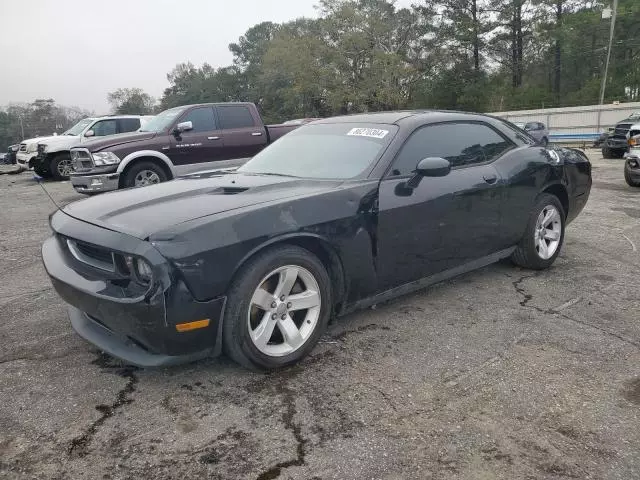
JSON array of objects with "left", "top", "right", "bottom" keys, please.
[{"left": 42, "top": 111, "right": 592, "bottom": 367}]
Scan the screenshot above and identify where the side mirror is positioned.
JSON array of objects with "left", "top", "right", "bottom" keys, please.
[
  {"left": 174, "top": 121, "right": 193, "bottom": 135},
  {"left": 416, "top": 157, "right": 451, "bottom": 177},
  {"left": 406, "top": 157, "right": 451, "bottom": 189},
  {"left": 84, "top": 129, "right": 95, "bottom": 138}
]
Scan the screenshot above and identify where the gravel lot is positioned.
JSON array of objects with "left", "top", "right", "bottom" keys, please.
[{"left": 1, "top": 152, "right": 639, "bottom": 480}]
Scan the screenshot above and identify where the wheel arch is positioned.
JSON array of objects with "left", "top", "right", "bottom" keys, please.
[
  {"left": 117, "top": 153, "right": 174, "bottom": 188},
  {"left": 117, "top": 150, "right": 175, "bottom": 177},
  {"left": 541, "top": 183, "right": 569, "bottom": 218},
  {"left": 231, "top": 233, "right": 347, "bottom": 316}
]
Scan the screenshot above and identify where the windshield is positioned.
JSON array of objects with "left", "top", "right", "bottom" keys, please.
[
  {"left": 64, "top": 118, "right": 94, "bottom": 136},
  {"left": 238, "top": 123, "right": 397, "bottom": 179},
  {"left": 139, "top": 107, "right": 186, "bottom": 132}
]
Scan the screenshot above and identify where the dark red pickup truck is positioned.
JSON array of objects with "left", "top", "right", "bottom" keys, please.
[{"left": 69, "top": 102, "right": 299, "bottom": 193}]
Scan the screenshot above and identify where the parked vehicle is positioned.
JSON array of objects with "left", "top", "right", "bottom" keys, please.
[
  {"left": 593, "top": 127, "right": 615, "bottom": 148},
  {"left": 624, "top": 124, "right": 640, "bottom": 187},
  {"left": 283, "top": 118, "right": 321, "bottom": 125},
  {"left": 42, "top": 111, "right": 591, "bottom": 370},
  {"left": 513, "top": 121, "right": 549, "bottom": 146},
  {"left": 68, "top": 103, "right": 299, "bottom": 194},
  {"left": 602, "top": 113, "right": 640, "bottom": 159},
  {"left": 33, "top": 115, "right": 153, "bottom": 180},
  {"left": 16, "top": 137, "right": 49, "bottom": 170}
]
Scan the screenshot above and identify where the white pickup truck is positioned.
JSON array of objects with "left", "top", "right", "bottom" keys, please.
[{"left": 17, "top": 115, "right": 153, "bottom": 180}]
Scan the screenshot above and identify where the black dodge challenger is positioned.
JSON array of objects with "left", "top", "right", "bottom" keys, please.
[{"left": 42, "top": 111, "right": 592, "bottom": 370}]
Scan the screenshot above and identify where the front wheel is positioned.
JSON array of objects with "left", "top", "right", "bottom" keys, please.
[
  {"left": 222, "top": 245, "right": 332, "bottom": 370},
  {"left": 51, "top": 153, "right": 73, "bottom": 180},
  {"left": 121, "top": 161, "right": 168, "bottom": 189},
  {"left": 511, "top": 194, "right": 565, "bottom": 270},
  {"left": 625, "top": 166, "right": 640, "bottom": 187}
]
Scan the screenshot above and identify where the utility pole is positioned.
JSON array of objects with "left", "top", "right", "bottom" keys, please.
[
  {"left": 599, "top": 0, "right": 618, "bottom": 105},
  {"left": 19, "top": 115, "right": 24, "bottom": 139}
]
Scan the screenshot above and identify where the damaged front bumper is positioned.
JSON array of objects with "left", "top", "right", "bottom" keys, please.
[{"left": 42, "top": 210, "right": 226, "bottom": 367}]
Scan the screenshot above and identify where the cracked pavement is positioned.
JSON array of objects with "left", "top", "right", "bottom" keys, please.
[{"left": 1, "top": 152, "right": 640, "bottom": 479}]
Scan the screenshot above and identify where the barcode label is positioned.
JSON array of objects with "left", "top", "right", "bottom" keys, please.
[{"left": 347, "top": 128, "right": 389, "bottom": 139}]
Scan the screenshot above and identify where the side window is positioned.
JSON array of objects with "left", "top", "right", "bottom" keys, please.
[
  {"left": 217, "top": 105, "right": 256, "bottom": 129},
  {"left": 179, "top": 107, "right": 216, "bottom": 133},
  {"left": 388, "top": 123, "right": 515, "bottom": 177},
  {"left": 91, "top": 120, "right": 117, "bottom": 137},
  {"left": 538, "top": 122, "right": 546, "bottom": 130},
  {"left": 525, "top": 122, "right": 538, "bottom": 131},
  {"left": 118, "top": 118, "right": 141, "bottom": 133}
]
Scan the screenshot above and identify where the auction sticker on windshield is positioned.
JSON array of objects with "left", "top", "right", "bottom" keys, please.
[{"left": 347, "top": 127, "right": 389, "bottom": 139}]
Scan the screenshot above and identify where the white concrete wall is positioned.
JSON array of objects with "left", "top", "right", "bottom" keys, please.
[{"left": 489, "top": 102, "right": 640, "bottom": 136}]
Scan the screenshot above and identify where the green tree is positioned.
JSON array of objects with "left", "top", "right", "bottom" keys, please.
[{"left": 107, "top": 88, "right": 156, "bottom": 114}]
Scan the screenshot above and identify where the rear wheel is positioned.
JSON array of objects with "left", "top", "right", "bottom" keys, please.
[
  {"left": 511, "top": 194, "right": 565, "bottom": 270},
  {"left": 121, "top": 161, "right": 168, "bottom": 189},
  {"left": 51, "top": 153, "right": 73, "bottom": 180},
  {"left": 222, "top": 245, "right": 332, "bottom": 370}
]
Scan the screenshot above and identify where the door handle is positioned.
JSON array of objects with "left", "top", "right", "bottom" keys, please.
[
  {"left": 251, "top": 132, "right": 263, "bottom": 136},
  {"left": 208, "top": 136, "right": 220, "bottom": 140},
  {"left": 483, "top": 174, "right": 498, "bottom": 184}
]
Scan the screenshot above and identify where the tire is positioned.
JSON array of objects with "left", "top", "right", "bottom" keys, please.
[
  {"left": 625, "top": 166, "right": 640, "bottom": 187},
  {"left": 121, "top": 161, "right": 168, "bottom": 189},
  {"left": 34, "top": 164, "right": 52, "bottom": 178},
  {"left": 511, "top": 193, "right": 565, "bottom": 270},
  {"left": 51, "top": 153, "right": 73, "bottom": 180},
  {"left": 602, "top": 146, "right": 612, "bottom": 159},
  {"left": 222, "top": 245, "right": 332, "bottom": 371}
]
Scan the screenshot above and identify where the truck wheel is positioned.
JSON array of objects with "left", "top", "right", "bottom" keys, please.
[
  {"left": 222, "top": 245, "right": 332, "bottom": 371},
  {"left": 51, "top": 153, "right": 73, "bottom": 180},
  {"left": 122, "top": 161, "right": 168, "bottom": 188},
  {"left": 602, "top": 146, "right": 612, "bottom": 159},
  {"left": 34, "top": 164, "right": 52, "bottom": 179},
  {"left": 511, "top": 193, "right": 565, "bottom": 270}
]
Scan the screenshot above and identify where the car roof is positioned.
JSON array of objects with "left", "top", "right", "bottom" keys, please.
[{"left": 313, "top": 110, "right": 502, "bottom": 126}]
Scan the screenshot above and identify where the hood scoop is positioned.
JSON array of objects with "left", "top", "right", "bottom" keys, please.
[{"left": 209, "top": 186, "right": 249, "bottom": 195}]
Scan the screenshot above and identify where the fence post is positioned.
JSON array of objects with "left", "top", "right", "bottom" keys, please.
[{"left": 596, "top": 109, "right": 602, "bottom": 133}]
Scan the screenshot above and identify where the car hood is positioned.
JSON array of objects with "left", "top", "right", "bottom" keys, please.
[
  {"left": 79, "top": 131, "right": 157, "bottom": 152},
  {"left": 62, "top": 171, "right": 343, "bottom": 239},
  {"left": 40, "top": 135, "right": 81, "bottom": 150},
  {"left": 22, "top": 135, "right": 58, "bottom": 145}
]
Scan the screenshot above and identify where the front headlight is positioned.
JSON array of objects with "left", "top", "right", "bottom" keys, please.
[
  {"left": 124, "top": 256, "right": 153, "bottom": 286},
  {"left": 92, "top": 151, "right": 121, "bottom": 166}
]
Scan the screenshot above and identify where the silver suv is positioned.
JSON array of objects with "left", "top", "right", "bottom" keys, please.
[{"left": 514, "top": 121, "right": 550, "bottom": 146}]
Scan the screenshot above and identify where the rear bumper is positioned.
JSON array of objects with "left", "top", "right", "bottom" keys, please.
[
  {"left": 71, "top": 172, "right": 120, "bottom": 193},
  {"left": 604, "top": 138, "right": 629, "bottom": 150},
  {"left": 42, "top": 211, "right": 226, "bottom": 367}
]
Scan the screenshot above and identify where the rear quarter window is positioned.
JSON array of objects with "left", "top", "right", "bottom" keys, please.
[{"left": 217, "top": 106, "right": 256, "bottom": 129}]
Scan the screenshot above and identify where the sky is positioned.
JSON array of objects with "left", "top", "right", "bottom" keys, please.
[
  {"left": 0, "top": 0, "right": 417, "bottom": 114},
  {"left": 0, "top": 0, "right": 325, "bottom": 113}
]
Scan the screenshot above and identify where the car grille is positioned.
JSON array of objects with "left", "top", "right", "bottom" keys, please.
[
  {"left": 71, "top": 150, "right": 94, "bottom": 172},
  {"left": 66, "top": 238, "right": 115, "bottom": 272}
]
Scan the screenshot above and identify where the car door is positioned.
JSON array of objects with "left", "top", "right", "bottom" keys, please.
[
  {"left": 168, "top": 106, "right": 226, "bottom": 168},
  {"left": 215, "top": 104, "right": 268, "bottom": 160},
  {"left": 376, "top": 122, "right": 515, "bottom": 290}
]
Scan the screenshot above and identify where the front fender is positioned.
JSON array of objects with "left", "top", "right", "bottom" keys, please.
[{"left": 117, "top": 150, "right": 175, "bottom": 176}]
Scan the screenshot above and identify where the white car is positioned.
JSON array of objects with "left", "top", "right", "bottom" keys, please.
[
  {"left": 16, "top": 137, "right": 54, "bottom": 170},
  {"left": 19, "top": 115, "right": 154, "bottom": 180}
]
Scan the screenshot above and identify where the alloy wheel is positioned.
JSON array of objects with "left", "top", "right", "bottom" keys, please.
[
  {"left": 247, "top": 265, "right": 321, "bottom": 357},
  {"left": 134, "top": 170, "right": 161, "bottom": 187},
  {"left": 57, "top": 159, "right": 73, "bottom": 177},
  {"left": 534, "top": 205, "right": 561, "bottom": 260}
]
